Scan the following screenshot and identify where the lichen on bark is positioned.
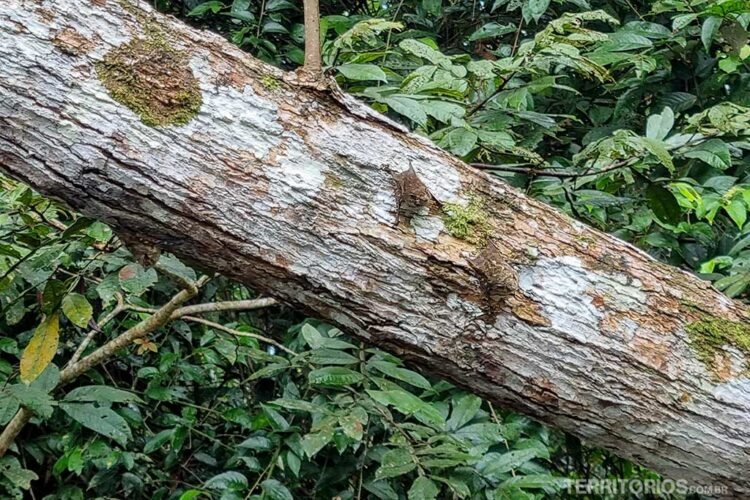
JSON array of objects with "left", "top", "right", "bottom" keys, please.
[
  {"left": 95, "top": 27, "right": 201, "bottom": 127},
  {"left": 442, "top": 195, "right": 491, "bottom": 244},
  {"left": 686, "top": 316, "right": 750, "bottom": 376}
]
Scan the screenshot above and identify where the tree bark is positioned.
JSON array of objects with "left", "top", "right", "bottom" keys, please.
[{"left": 1, "top": 0, "right": 750, "bottom": 495}]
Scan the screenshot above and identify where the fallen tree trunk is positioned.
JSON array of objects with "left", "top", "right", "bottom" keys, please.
[{"left": 1, "top": 0, "right": 749, "bottom": 494}]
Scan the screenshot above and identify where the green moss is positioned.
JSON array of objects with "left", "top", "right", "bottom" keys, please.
[
  {"left": 261, "top": 74, "right": 281, "bottom": 90},
  {"left": 442, "top": 195, "right": 491, "bottom": 245},
  {"left": 95, "top": 29, "right": 202, "bottom": 127},
  {"left": 686, "top": 316, "right": 750, "bottom": 375}
]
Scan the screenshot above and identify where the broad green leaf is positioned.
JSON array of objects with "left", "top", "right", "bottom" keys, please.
[
  {"left": 156, "top": 253, "right": 197, "bottom": 282},
  {"left": 20, "top": 313, "right": 60, "bottom": 383},
  {"left": 7, "top": 385, "right": 55, "bottom": 419},
  {"left": 641, "top": 137, "right": 674, "bottom": 171},
  {"left": 64, "top": 386, "right": 143, "bottom": 404},
  {"left": 447, "top": 394, "right": 482, "bottom": 430},
  {"left": 367, "top": 390, "right": 445, "bottom": 427},
  {"left": 308, "top": 367, "right": 364, "bottom": 386},
  {"left": 439, "top": 128, "right": 478, "bottom": 156},
  {"left": 0, "top": 457, "right": 38, "bottom": 490},
  {"left": 646, "top": 184, "right": 681, "bottom": 224},
  {"left": 143, "top": 429, "right": 175, "bottom": 454},
  {"left": 522, "top": 0, "right": 550, "bottom": 23},
  {"left": 382, "top": 96, "right": 428, "bottom": 127},
  {"left": 476, "top": 449, "right": 540, "bottom": 479},
  {"left": 725, "top": 198, "right": 747, "bottom": 228},
  {"left": 187, "top": 1, "right": 223, "bottom": 16},
  {"left": 301, "top": 323, "right": 324, "bottom": 349},
  {"left": 646, "top": 107, "right": 674, "bottom": 141},
  {"left": 60, "top": 402, "right": 132, "bottom": 446},
  {"left": 118, "top": 263, "right": 158, "bottom": 296},
  {"left": 0, "top": 395, "right": 19, "bottom": 425},
  {"left": 42, "top": 280, "right": 66, "bottom": 314},
  {"left": 301, "top": 428, "right": 334, "bottom": 457},
  {"left": 468, "top": 22, "right": 515, "bottom": 41},
  {"left": 369, "top": 361, "right": 431, "bottom": 389},
  {"left": 684, "top": 139, "right": 732, "bottom": 169},
  {"left": 408, "top": 476, "right": 439, "bottom": 500},
  {"left": 309, "top": 348, "right": 359, "bottom": 365},
  {"left": 61, "top": 293, "right": 93, "bottom": 328},
  {"left": 701, "top": 16, "right": 722, "bottom": 51},
  {"left": 337, "top": 64, "right": 387, "bottom": 82},
  {"left": 399, "top": 39, "right": 450, "bottom": 67},
  {"left": 204, "top": 471, "right": 248, "bottom": 490},
  {"left": 261, "top": 479, "right": 294, "bottom": 500},
  {"left": 375, "top": 448, "right": 416, "bottom": 480}
]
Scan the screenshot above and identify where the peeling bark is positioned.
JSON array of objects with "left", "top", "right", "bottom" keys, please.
[{"left": 1, "top": 0, "right": 750, "bottom": 494}]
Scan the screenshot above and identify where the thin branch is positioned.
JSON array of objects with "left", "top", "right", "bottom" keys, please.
[
  {"left": 302, "top": 0, "right": 322, "bottom": 74},
  {"left": 66, "top": 292, "right": 126, "bottom": 367},
  {"left": 180, "top": 316, "right": 296, "bottom": 356},
  {"left": 466, "top": 71, "right": 517, "bottom": 117}
]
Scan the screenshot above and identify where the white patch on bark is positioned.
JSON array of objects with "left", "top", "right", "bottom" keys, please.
[
  {"left": 518, "top": 256, "right": 647, "bottom": 342},
  {"left": 411, "top": 215, "right": 444, "bottom": 241}
]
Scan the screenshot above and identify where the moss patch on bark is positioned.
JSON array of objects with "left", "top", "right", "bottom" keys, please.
[
  {"left": 96, "top": 30, "right": 201, "bottom": 127},
  {"left": 686, "top": 316, "right": 750, "bottom": 376},
  {"left": 442, "top": 196, "right": 491, "bottom": 245}
]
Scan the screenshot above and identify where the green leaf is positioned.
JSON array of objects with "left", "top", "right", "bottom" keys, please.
[
  {"left": 367, "top": 390, "right": 445, "bottom": 427},
  {"left": 156, "top": 253, "right": 197, "bottom": 282},
  {"left": 0, "top": 457, "right": 38, "bottom": 490},
  {"left": 60, "top": 402, "right": 132, "bottom": 446},
  {"left": 646, "top": 107, "right": 674, "bottom": 141},
  {"left": 408, "top": 476, "right": 439, "bottom": 500},
  {"left": 337, "top": 64, "right": 388, "bottom": 82},
  {"left": 42, "top": 280, "right": 66, "bottom": 314},
  {"left": 61, "top": 293, "right": 93, "bottom": 328},
  {"left": 204, "top": 471, "right": 248, "bottom": 490},
  {"left": 468, "top": 22, "right": 515, "bottom": 41},
  {"left": 725, "top": 198, "right": 747, "bottom": 228},
  {"left": 439, "top": 128, "right": 478, "bottom": 156},
  {"left": 522, "top": 0, "right": 550, "bottom": 23},
  {"left": 369, "top": 361, "right": 431, "bottom": 389},
  {"left": 382, "top": 96, "right": 428, "bottom": 127},
  {"left": 301, "top": 428, "right": 334, "bottom": 457},
  {"left": 375, "top": 448, "right": 416, "bottom": 480},
  {"left": 0, "top": 395, "right": 19, "bottom": 425},
  {"left": 20, "top": 314, "right": 60, "bottom": 383},
  {"left": 309, "top": 348, "right": 359, "bottom": 365},
  {"left": 64, "top": 386, "right": 143, "bottom": 404},
  {"left": 684, "top": 139, "right": 732, "bottom": 169},
  {"left": 308, "top": 367, "right": 364, "bottom": 386},
  {"left": 188, "top": 1, "right": 223, "bottom": 16},
  {"left": 260, "top": 479, "right": 294, "bottom": 500},
  {"left": 641, "top": 137, "right": 674, "bottom": 172},
  {"left": 143, "top": 428, "right": 175, "bottom": 454},
  {"left": 301, "top": 323, "right": 324, "bottom": 349},
  {"left": 7, "top": 385, "right": 55, "bottom": 419},
  {"left": 118, "top": 263, "right": 158, "bottom": 296},
  {"left": 447, "top": 394, "right": 482, "bottom": 430},
  {"left": 477, "top": 449, "right": 540, "bottom": 479},
  {"left": 701, "top": 16, "right": 722, "bottom": 51},
  {"left": 646, "top": 184, "right": 681, "bottom": 224}
]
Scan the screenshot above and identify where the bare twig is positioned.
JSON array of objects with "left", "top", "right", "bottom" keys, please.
[
  {"left": 66, "top": 293, "right": 126, "bottom": 367},
  {"left": 180, "top": 315, "right": 296, "bottom": 356},
  {"left": 303, "top": 0, "right": 322, "bottom": 74}
]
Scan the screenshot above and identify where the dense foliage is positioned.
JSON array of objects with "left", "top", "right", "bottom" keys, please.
[{"left": 2, "top": 0, "right": 750, "bottom": 498}]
